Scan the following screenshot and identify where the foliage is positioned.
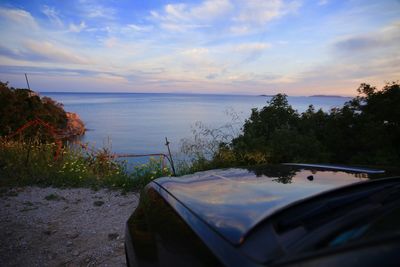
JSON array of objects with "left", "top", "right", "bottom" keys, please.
[
  {"left": 0, "top": 81, "right": 67, "bottom": 141},
  {"left": 0, "top": 138, "right": 172, "bottom": 191},
  {"left": 178, "top": 109, "right": 242, "bottom": 174},
  {"left": 181, "top": 82, "right": 400, "bottom": 169}
]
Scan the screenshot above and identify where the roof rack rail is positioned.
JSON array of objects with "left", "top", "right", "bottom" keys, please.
[{"left": 283, "top": 163, "right": 385, "bottom": 174}]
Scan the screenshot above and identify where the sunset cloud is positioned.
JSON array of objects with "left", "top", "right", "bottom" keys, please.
[{"left": 0, "top": 0, "right": 398, "bottom": 95}]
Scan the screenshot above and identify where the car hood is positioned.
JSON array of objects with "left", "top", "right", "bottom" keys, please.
[{"left": 154, "top": 165, "right": 383, "bottom": 245}]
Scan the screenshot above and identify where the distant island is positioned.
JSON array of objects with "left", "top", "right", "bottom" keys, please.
[
  {"left": 259, "top": 94, "right": 348, "bottom": 98},
  {"left": 309, "top": 94, "right": 347, "bottom": 98}
]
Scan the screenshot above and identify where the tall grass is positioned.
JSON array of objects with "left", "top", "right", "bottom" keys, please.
[
  {"left": 177, "top": 110, "right": 243, "bottom": 174},
  {"left": 0, "top": 138, "right": 172, "bottom": 191}
]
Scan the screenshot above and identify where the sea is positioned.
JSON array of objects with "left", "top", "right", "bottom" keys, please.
[{"left": 42, "top": 92, "right": 351, "bottom": 162}]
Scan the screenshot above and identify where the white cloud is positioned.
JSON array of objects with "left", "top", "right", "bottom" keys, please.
[
  {"left": 150, "top": 0, "right": 232, "bottom": 32},
  {"left": 150, "top": 0, "right": 301, "bottom": 35},
  {"left": 162, "top": 0, "right": 232, "bottom": 22},
  {"left": 334, "top": 20, "right": 400, "bottom": 53},
  {"left": 164, "top": 3, "right": 187, "bottom": 21},
  {"left": 78, "top": 0, "right": 116, "bottom": 20},
  {"left": 234, "top": 42, "right": 271, "bottom": 52},
  {"left": 23, "top": 40, "right": 90, "bottom": 64},
  {"left": 126, "top": 24, "right": 153, "bottom": 32},
  {"left": 182, "top": 47, "right": 209, "bottom": 57},
  {"left": 42, "top": 5, "right": 63, "bottom": 27},
  {"left": 231, "top": 42, "right": 272, "bottom": 63},
  {"left": 191, "top": 0, "right": 233, "bottom": 20},
  {"left": 69, "top": 21, "right": 87, "bottom": 33},
  {"left": 233, "top": 0, "right": 301, "bottom": 25},
  {"left": 160, "top": 22, "right": 210, "bottom": 32},
  {"left": 229, "top": 25, "right": 250, "bottom": 35},
  {"left": 0, "top": 7, "right": 38, "bottom": 28}
]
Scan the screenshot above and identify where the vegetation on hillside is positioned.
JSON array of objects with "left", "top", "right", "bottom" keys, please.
[
  {"left": 182, "top": 81, "right": 400, "bottom": 171},
  {"left": 0, "top": 81, "right": 67, "bottom": 140},
  {"left": 0, "top": 81, "right": 172, "bottom": 190}
]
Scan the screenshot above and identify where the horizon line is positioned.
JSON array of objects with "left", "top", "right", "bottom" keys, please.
[{"left": 38, "top": 91, "right": 353, "bottom": 98}]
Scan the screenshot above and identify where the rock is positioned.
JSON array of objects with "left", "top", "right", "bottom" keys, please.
[
  {"left": 72, "top": 250, "right": 80, "bottom": 256},
  {"left": 42, "top": 230, "right": 52, "bottom": 236},
  {"left": 66, "top": 232, "right": 79, "bottom": 239},
  {"left": 93, "top": 201, "right": 104, "bottom": 207},
  {"left": 66, "top": 241, "right": 73, "bottom": 247},
  {"left": 108, "top": 233, "right": 119, "bottom": 241},
  {"left": 65, "top": 112, "right": 85, "bottom": 136}
]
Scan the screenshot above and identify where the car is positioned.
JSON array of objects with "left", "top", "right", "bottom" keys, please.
[{"left": 125, "top": 164, "right": 400, "bottom": 267}]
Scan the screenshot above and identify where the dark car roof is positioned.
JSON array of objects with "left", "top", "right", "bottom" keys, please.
[{"left": 154, "top": 164, "right": 387, "bottom": 245}]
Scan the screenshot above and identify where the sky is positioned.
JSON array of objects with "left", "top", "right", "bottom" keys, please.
[{"left": 0, "top": 0, "right": 399, "bottom": 96}]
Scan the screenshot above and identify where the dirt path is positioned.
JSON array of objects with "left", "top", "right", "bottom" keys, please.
[{"left": 0, "top": 187, "right": 139, "bottom": 266}]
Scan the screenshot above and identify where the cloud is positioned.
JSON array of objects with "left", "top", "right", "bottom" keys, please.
[
  {"left": 182, "top": 47, "right": 209, "bottom": 57},
  {"left": 0, "top": 41, "right": 90, "bottom": 65},
  {"left": 150, "top": 0, "right": 301, "bottom": 35},
  {"left": 0, "top": 65, "right": 100, "bottom": 76},
  {"left": 334, "top": 21, "right": 400, "bottom": 53},
  {"left": 234, "top": 42, "right": 271, "bottom": 52},
  {"left": 233, "top": 42, "right": 271, "bottom": 63},
  {"left": 24, "top": 41, "right": 90, "bottom": 64},
  {"left": 126, "top": 24, "right": 153, "bottom": 32},
  {"left": 232, "top": 0, "right": 301, "bottom": 25},
  {"left": 150, "top": 0, "right": 232, "bottom": 32},
  {"left": 190, "top": 0, "right": 233, "bottom": 19},
  {"left": 41, "top": 5, "right": 63, "bottom": 27},
  {"left": 160, "top": 22, "right": 210, "bottom": 32},
  {"left": 206, "top": 73, "right": 218, "bottom": 80},
  {"left": 229, "top": 25, "right": 250, "bottom": 35},
  {"left": 180, "top": 47, "right": 214, "bottom": 67},
  {"left": 78, "top": 0, "right": 116, "bottom": 20},
  {"left": 289, "top": 20, "right": 400, "bottom": 96},
  {"left": 0, "top": 7, "right": 38, "bottom": 28},
  {"left": 69, "top": 21, "right": 87, "bottom": 32},
  {"left": 159, "top": 0, "right": 232, "bottom": 22}
]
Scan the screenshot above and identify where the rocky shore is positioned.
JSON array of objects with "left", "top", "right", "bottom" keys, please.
[
  {"left": 66, "top": 112, "right": 86, "bottom": 136},
  {"left": 0, "top": 187, "right": 138, "bottom": 266}
]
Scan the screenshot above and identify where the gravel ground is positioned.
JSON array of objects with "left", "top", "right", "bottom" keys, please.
[{"left": 0, "top": 187, "right": 139, "bottom": 267}]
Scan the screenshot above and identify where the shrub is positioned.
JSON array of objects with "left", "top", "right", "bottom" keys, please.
[{"left": 0, "top": 138, "right": 172, "bottom": 191}]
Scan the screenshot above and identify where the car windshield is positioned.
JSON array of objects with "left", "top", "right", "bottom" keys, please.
[
  {"left": 242, "top": 178, "right": 400, "bottom": 264},
  {"left": 326, "top": 205, "right": 400, "bottom": 247},
  {"left": 274, "top": 182, "right": 400, "bottom": 234}
]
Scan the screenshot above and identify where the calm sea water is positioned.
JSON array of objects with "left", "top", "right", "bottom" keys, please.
[{"left": 42, "top": 93, "right": 350, "bottom": 158}]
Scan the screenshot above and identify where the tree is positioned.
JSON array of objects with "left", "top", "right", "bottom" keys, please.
[{"left": 211, "top": 81, "right": 400, "bottom": 166}]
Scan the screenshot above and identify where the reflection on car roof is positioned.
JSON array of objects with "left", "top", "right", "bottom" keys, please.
[{"left": 155, "top": 165, "right": 382, "bottom": 245}]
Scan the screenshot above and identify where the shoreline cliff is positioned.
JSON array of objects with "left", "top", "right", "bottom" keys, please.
[{"left": 65, "top": 112, "right": 86, "bottom": 137}]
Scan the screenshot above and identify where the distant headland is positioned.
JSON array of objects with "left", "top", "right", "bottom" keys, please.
[
  {"left": 309, "top": 94, "right": 347, "bottom": 98},
  {"left": 259, "top": 94, "right": 348, "bottom": 98}
]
